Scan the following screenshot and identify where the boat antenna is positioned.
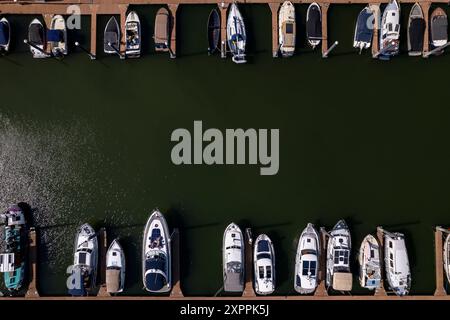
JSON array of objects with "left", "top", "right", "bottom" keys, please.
[
  {"left": 107, "top": 41, "right": 125, "bottom": 59},
  {"left": 74, "top": 42, "right": 96, "bottom": 60}
]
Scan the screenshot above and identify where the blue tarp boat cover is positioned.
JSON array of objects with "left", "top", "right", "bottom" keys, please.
[
  {"left": 47, "top": 29, "right": 63, "bottom": 42},
  {"left": 67, "top": 271, "right": 86, "bottom": 296},
  {"left": 307, "top": 7, "right": 322, "bottom": 39},
  {"left": 356, "top": 9, "right": 374, "bottom": 43},
  {"left": 145, "top": 272, "right": 167, "bottom": 291},
  {"left": 257, "top": 240, "right": 270, "bottom": 253},
  {"left": 0, "top": 23, "right": 8, "bottom": 45}
]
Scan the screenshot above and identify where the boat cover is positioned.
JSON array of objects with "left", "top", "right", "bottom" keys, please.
[
  {"left": 29, "top": 24, "right": 43, "bottom": 44},
  {"left": 224, "top": 272, "right": 243, "bottom": 292},
  {"left": 356, "top": 9, "right": 374, "bottom": 43},
  {"left": 257, "top": 240, "right": 270, "bottom": 252},
  {"left": 0, "top": 23, "right": 8, "bottom": 45},
  {"left": 145, "top": 271, "right": 167, "bottom": 291},
  {"left": 333, "top": 272, "right": 352, "bottom": 291},
  {"left": 47, "top": 29, "right": 63, "bottom": 42},
  {"left": 432, "top": 16, "right": 448, "bottom": 41},
  {"left": 307, "top": 8, "right": 322, "bottom": 38},
  {"left": 106, "top": 269, "right": 121, "bottom": 292},
  {"left": 68, "top": 271, "right": 86, "bottom": 296},
  {"left": 409, "top": 18, "right": 425, "bottom": 52},
  {"left": 155, "top": 12, "right": 169, "bottom": 43},
  {"left": 283, "top": 22, "right": 295, "bottom": 46},
  {"left": 105, "top": 31, "right": 118, "bottom": 45}
]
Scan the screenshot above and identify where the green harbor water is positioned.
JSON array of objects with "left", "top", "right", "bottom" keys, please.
[{"left": 0, "top": 4, "right": 450, "bottom": 296}]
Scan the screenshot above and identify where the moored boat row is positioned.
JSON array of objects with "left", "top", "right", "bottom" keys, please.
[{"left": 1, "top": 204, "right": 448, "bottom": 296}]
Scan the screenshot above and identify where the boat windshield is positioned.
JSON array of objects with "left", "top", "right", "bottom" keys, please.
[
  {"left": 301, "top": 249, "right": 316, "bottom": 255},
  {"left": 256, "top": 253, "right": 271, "bottom": 260},
  {"left": 334, "top": 250, "right": 349, "bottom": 265},
  {"left": 302, "top": 260, "right": 317, "bottom": 276},
  {"left": 226, "top": 245, "right": 241, "bottom": 250}
]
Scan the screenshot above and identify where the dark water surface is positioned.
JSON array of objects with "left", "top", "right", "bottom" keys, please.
[{"left": 0, "top": 4, "right": 450, "bottom": 296}]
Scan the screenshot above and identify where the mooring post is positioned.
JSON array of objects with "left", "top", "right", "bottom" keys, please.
[
  {"left": 269, "top": 3, "right": 280, "bottom": 58},
  {"left": 170, "top": 228, "right": 184, "bottom": 297},
  {"left": 242, "top": 228, "right": 255, "bottom": 297},
  {"left": 119, "top": 4, "right": 128, "bottom": 59},
  {"left": 97, "top": 228, "right": 109, "bottom": 297},
  {"left": 370, "top": 4, "right": 380, "bottom": 58},
  {"left": 375, "top": 226, "right": 387, "bottom": 296},
  {"left": 434, "top": 227, "right": 447, "bottom": 296},
  {"left": 314, "top": 227, "right": 329, "bottom": 296},
  {"left": 25, "top": 228, "right": 39, "bottom": 298},
  {"left": 320, "top": 3, "right": 329, "bottom": 57},
  {"left": 421, "top": 2, "right": 431, "bottom": 57},
  {"left": 219, "top": 2, "right": 228, "bottom": 58},
  {"left": 168, "top": 4, "right": 178, "bottom": 58},
  {"left": 90, "top": 7, "right": 98, "bottom": 59}
]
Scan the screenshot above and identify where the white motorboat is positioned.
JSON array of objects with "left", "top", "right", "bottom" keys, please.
[
  {"left": 306, "top": 3, "right": 322, "bottom": 49},
  {"left": 444, "top": 232, "right": 450, "bottom": 285},
  {"left": 68, "top": 223, "right": 98, "bottom": 296},
  {"left": 253, "top": 234, "right": 275, "bottom": 295},
  {"left": 326, "top": 220, "right": 352, "bottom": 292},
  {"left": 379, "top": 0, "right": 400, "bottom": 59},
  {"left": 223, "top": 222, "right": 244, "bottom": 292},
  {"left": 278, "top": 1, "right": 296, "bottom": 57},
  {"left": 227, "top": 3, "right": 247, "bottom": 64},
  {"left": 48, "top": 15, "right": 67, "bottom": 57},
  {"left": 353, "top": 6, "right": 374, "bottom": 53},
  {"left": 294, "top": 223, "right": 320, "bottom": 294},
  {"left": 0, "top": 17, "right": 10, "bottom": 53},
  {"left": 125, "top": 11, "right": 141, "bottom": 58},
  {"left": 106, "top": 238, "right": 126, "bottom": 294},
  {"left": 358, "top": 234, "right": 381, "bottom": 290},
  {"left": 384, "top": 229, "right": 411, "bottom": 296},
  {"left": 28, "top": 19, "right": 49, "bottom": 58},
  {"left": 142, "top": 209, "right": 171, "bottom": 293}
]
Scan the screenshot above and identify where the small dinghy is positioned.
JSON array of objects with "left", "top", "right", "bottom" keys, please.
[
  {"left": 223, "top": 222, "right": 244, "bottom": 292},
  {"left": 106, "top": 239, "right": 125, "bottom": 294},
  {"left": 48, "top": 15, "right": 67, "bottom": 57},
  {"left": 68, "top": 224, "right": 98, "bottom": 296},
  {"left": 407, "top": 3, "right": 425, "bottom": 56},
  {"left": 379, "top": 0, "right": 400, "bottom": 60},
  {"left": 125, "top": 11, "right": 141, "bottom": 58},
  {"left": 444, "top": 232, "right": 450, "bottom": 285},
  {"left": 278, "top": 1, "right": 296, "bottom": 57},
  {"left": 227, "top": 3, "right": 247, "bottom": 64},
  {"left": 154, "top": 7, "right": 170, "bottom": 52},
  {"left": 0, "top": 17, "right": 10, "bottom": 54},
  {"left": 353, "top": 6, "right": 374, "bottom": 53},
  {"left": 142, "top": 209, "right": 171, "bottom": 293},
  {"left": 358, "top": 234, "right": 381, "bottom": 290},
  {"left": 306, "top": 3, "right": 322, "bottom": 49},
  {"left": 294, "top": 223, "right": 320, "bottom": 294},
  {"left": 207, "top": 8, "right": 220, "bottom": 55},
  {"left": 104, "top": 16, "right": 120, "bottom": 55},
  {"left": 326, "top": 220, "right": 352, "bottom": 292},
  {"left": 384, "top": 230, "right": 411, "bottom": 296},
  {"left": 0, "top": 205, "right": 27, "bottom": 292},
  {"left": 253, "top": 234, "right": 275, "bottom": 295},
  {"left": 430, "top": 7, "right": 448, "bottom": 53},
  {"left": 28, "top": 19, "right": 49, "bottom": 58}
]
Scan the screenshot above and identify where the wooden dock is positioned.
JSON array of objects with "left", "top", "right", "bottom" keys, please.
[
  {"left": 0, "top": 0, "right": 445, "bottom": 59},
  {"left": 25, "top": 228, "right": 39, "bottom": 298},
  {"left": 96, "top": 228, "right": 109, "bottom": 297},
  {"left": 170, "top": 228, "right": 184, "bottom": 298}
]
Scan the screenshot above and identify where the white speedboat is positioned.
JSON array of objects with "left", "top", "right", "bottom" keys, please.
[
  {"left": 253, "top": 234, "right": 275, "bottom": 295},
  {"left": 28, "top": 19, "right": 49, "bottom": 58},
  {"left": 48, "top": 15, "right": 67, "bottom": 57},
  {"left": 384, "top": 230, "right": 411, "bottom": 296},
  {"left": 306, "top": 3, "right": 322, "bottom": 49},
  {"left": 0, "top": 17, "right": 10, "bottom": 54},
  {"left": 278, "top": 1, "right": 296, "bottom": 57},
  {"left": 106, "top": 238, "right": 125, "bottom": 294},
  {"left": 125, "top": 11, "right": 141, "bottom": 58},
  {"left": 68, "top": 223, "right": 98, "bottom": 296},
  {"left": 444, "top": 232, "right": 450, "bottom": 285},
  {"left": 358, "top": 234, "right": 381, "bottom": 290},
  {"left": 353, "top": 6, "right": 374, "bottom": 53},
  {"left": 379, "top": 0, "right": 400, "bottom": 59},
  {"left": 142, "top": 209, "right": 171, "bottom": 293},
  {"left": 227, "top": 3, "right": 247, "bottom": 64},
  {"left": 294, "top": 223, "right": 320, "bottom": 294},
  {"left": 326, "top": 220, "right": 352, "bottom": 292},
  {"left": 223, "top": 222, "right": 244, "bottom": 292}
]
